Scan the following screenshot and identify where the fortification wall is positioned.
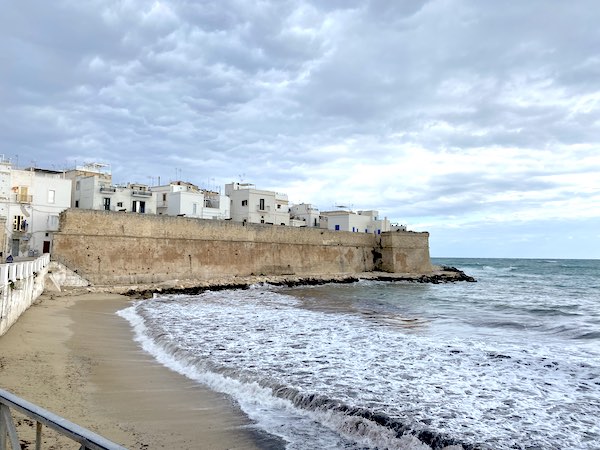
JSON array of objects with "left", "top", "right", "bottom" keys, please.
[
  {"left": 380, "top": 232, "right": 432, "bottom": 273},
  {"left": 52, "top": 209, "right": 432, "bottom": 286},
  {"left": 52, "top": 209, "right": 383, "bottom": 285}
]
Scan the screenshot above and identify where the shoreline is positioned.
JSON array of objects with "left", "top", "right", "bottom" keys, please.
[
  {"left": 1, "top": 267, "right": 474, "bottom": 449},
  {"left": 58, "top": 267, "right": 476, "bottom": 299},
  {"left": 0, "top": 292, "right": 285, "bottom": 449}
]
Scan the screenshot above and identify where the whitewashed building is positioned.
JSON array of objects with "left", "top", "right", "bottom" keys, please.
[
  {"left": 290, "top": 203, "right": 320, "bottom": 227},
  {"left": 225, "top": 182, "right": 290, "bottom": 225},
  {"left": 152, "top": 181, "right": 230, "bottom": 220},
  {"left": 66, "top": 164, "right": 156, "bottom": 214},
  {"left": 320, "top": 209, "right": 390, "bottom": 235},
  {"left": 0, "top": 159, "right": 72, "bottom": 258}
]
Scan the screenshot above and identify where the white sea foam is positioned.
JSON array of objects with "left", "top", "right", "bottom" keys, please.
[
  {"left": 118, "top": 263, "right": 600, "bottom": 449},
  {"left": 117, "top": 300, "right": 435, "bottom": 449}
]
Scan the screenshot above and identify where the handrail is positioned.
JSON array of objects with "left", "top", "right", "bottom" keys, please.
[{"left": 0, "top": 388, "right": 127, "bottom": 450}]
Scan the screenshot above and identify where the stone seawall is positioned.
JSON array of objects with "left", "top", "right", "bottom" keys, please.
[{"left": 52, "top": 209, "right": 432, "bottom": 286}]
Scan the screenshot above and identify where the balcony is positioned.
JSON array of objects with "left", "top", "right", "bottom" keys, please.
[
  {"left": 132, "top": 190, "right": 153, "bottom": 197},
  {"left": 256, "top": 204, "right": 271, "bottom": 212},
  {"left": 15, "top": 194, "right": 33, "bottom": 203},
  {"left": 100, "top": 186, "right": 116, "bottom": 193}
]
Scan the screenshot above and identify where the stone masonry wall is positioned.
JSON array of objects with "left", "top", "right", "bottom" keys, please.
[
  {"left": 380, "top": 231, "right": 433, "bottom": 273},
  {"left": 52, "top": 209, "right": 432, "bottom": 285}
]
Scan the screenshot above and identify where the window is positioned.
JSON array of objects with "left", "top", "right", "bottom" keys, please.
[
  {"left": 103, "top": 197, "right": 111, "bottom": 211},
  {"left": 259, "top": 198, "right": 265, "bottom": 210},
  {"left": 117, "top": 202, "right": 123, "bottom": 207},
  {"left": 335, "top": 224, "right": 340, "bottom": 231},
  {"left": 48, "top": 189, "right": 56, "bottom": 204},
  {"left": 13, "top": 215, "right": 27, "bottom": 231},
  {"left": 242, "top": 200, "right": 248, "bottom": 206},
  {"left": 277, "top": 204, "right": 281, "bottom": 209},
  {"left": 47, "top": 215, "right": 59, "bottom": 229},
  {"left": 162, "top": 193, "right": 167, "bottom": 201}
]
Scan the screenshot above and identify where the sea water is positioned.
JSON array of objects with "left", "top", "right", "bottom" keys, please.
[{"left": 117, "top": 259, "right": 600, "bottom": 449}]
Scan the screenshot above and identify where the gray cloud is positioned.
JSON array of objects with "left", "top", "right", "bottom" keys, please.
[{"left": 1, "top": 0, "right": 599, "bottom": 257}]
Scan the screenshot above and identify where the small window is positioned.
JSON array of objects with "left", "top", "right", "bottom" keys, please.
[
  {"left": 47, "top": 215, "right": 59, "bottom": 229},
  {"left": 117, "top": 202, "right": 123, "bottom": 207},
  {"left": 48, "top": 189, "right": 56, "bottom": 204},
  {"left": 242, "top": 200, "right": 248, "bottom": 206},
  {"left": 162, "top": 193, "right": 167, "bottom": 201},
  {"left": 277, "top": 204, "right": 281, "bottom": 209},
  {"left": 13, "top": 215, "right": 27, "bottom": 231}
]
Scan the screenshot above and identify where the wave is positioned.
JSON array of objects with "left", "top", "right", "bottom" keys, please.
[{"left": 116, "top": 304, "right": 481, "bottom": 450}]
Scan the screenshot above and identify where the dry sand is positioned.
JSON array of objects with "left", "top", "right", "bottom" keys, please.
[{"left": 0, "top": 292, "right": 285, "bottom": 449}]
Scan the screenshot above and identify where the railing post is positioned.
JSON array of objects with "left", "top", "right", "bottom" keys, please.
[
  {"left": 0, "top": 404, "right": 20, "bottom": 450},
  {"left": 36, "top": 421, "right": 42, "bottom": 450},
  {"left": 0, "top": 266, "right": 8, "bottom": 286},
  {"left": 0, "top": 403, "right": 5, "bottom": 450}
]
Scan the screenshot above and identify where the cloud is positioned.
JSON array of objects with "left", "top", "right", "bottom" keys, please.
[{"left": 1, "top": 0, "right": 599, "bottom": 257}]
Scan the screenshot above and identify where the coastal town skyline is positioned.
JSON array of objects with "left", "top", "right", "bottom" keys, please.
[{"left": 2, "top": 1, "right": 599, "bottom": 259}]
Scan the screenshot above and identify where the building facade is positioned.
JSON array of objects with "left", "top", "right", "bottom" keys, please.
[
  {"left": 0, "top": 159, "right": 72, "bottom": 257},
  {"left": 290, "top": 203, "right": 320, "bottom": 227},
  {"left": 66, "top": 164, "right": 156, "bottom": 214},
  {"left": 152, "top": 181, "right": 230, "bottom": 220},
  {"left": 225, "top": 182, "right": 290, "bottom": 225},
  {"left": 320, "top": 209, "right": 390, "bottom": 234}
]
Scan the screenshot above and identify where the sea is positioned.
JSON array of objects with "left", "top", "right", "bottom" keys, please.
[{"left": 117, "top": 258, "right": 600, "bottom": 449}]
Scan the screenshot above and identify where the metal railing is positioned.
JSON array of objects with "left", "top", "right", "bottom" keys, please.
[
  {"left": 131, "top": 190, "right": 152, "bottom": 197},
  {"left": 14, "top": 194, "right": 33, "bottom": 204},
  {"left": 0, "top": 389, "right": 127, "bottom": 450}
]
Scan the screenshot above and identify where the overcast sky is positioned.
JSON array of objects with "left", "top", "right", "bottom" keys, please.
[{"left": 2, "top": 1, "right": 599, "bottom": 258}]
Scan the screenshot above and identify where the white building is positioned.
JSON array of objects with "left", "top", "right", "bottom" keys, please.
[
  {"left": 0, "top": 159, "right": 72, "bottom": 258},
  {"left": 290, "top": 203, "right": 320, "bottom": 227},
  {"left": 320, "top": 209, "right": 390, "bottom": 235},
  {"left": 225, "top": 182, "right": 290, "bottom": 225},
  {"left": 152, "top": 181, "right": 230, "bottom": 220},
  {"left": 66, "top": 164, "right": 156, "bottom": 214}
]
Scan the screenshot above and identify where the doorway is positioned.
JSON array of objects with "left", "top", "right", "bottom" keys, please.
[{"left": 11, "top": 239, "right": 19, "bottom": 257}]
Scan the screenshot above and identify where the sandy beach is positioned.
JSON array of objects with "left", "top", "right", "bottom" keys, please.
[{"left": 0, "top": 292, "right": 284, "bottom": 449}]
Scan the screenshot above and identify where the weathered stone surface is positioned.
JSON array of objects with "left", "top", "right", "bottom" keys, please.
[{"left": 52, "top": 209, "right": 442, "bottom": 288}]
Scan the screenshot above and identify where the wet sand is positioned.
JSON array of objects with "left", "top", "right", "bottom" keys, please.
[{"left": 0, "top": 292, "right": 284, "bottom": 449}]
